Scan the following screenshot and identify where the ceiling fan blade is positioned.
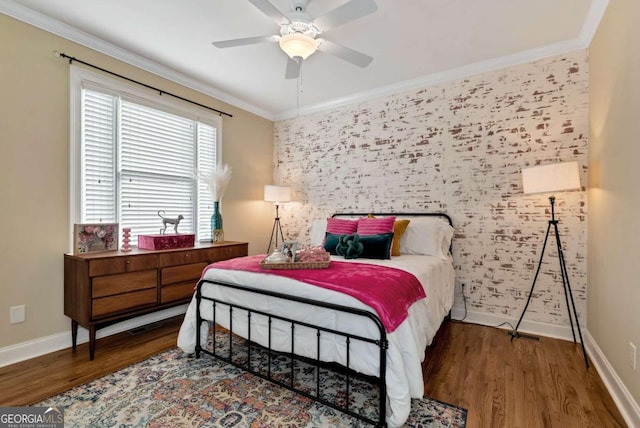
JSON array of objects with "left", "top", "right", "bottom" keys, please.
[
  {"left": 212, "top": 35, "right": 276, "bottom": 48},
  {"left": 285, "top": 57, "right": 301, "bottom": 79},
  {"left": 248, "top": 0, "right": 290, "bottom": 25},
  {"left": 312, "top": 0, "right": 377, "bottom": 32},
  {"left": 318, "top": 40, "right": 373, "bottom": 68}
]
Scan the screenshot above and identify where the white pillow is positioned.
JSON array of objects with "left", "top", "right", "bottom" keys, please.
[
  {"left": 399, "top": 217, "right": 453, "bottom": 259},
  {"left": 440, "top": 222, "right": 454, "bottom": 257},
  {"left": 308, "top": 219, "right": 327, "bottom": 247}
]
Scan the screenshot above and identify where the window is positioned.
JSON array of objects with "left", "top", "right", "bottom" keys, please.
[{"left": 70, "top": 67, "right": 221, "bottom": 246}]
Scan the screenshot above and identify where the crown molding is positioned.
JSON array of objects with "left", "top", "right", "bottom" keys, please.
[
  {"left": 579, "top": 0, "right": 609, "bottom": 47},
  {"left": 2, "top": 0, "right": 608, "bottom": 123},
  {"left": 0, "top": 0, "right": 275, "bottom": 121},
  {"left": 275, "top": 37, "right": 589, "bottom": 121},
  {"left": 275, "top": 0, "right": 609, "bottom": 121}
]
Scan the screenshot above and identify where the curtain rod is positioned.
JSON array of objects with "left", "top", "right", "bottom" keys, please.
[{"left": 55, "top": 51, "right": 233, "bottom": 118}]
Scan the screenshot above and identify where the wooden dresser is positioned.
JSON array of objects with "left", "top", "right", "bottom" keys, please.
[{"left": 64, "top": 241, "right": 248, "bottom": 359}]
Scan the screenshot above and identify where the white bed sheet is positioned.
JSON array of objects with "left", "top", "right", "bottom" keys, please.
[{"left": 177, "top": 254, "right": 455, "bottom": 427}]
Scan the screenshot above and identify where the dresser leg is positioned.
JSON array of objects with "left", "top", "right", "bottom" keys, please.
[
  {"left": 89, "top": 325, "right": 96, "bottom": 361},
  {"left": 71, "top": 320, "right": 78, "bottom": 351}
]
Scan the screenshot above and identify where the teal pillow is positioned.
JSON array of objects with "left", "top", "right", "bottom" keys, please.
[
  {"left": 336, "top": 233, "right": 364, "bottom": 259},
  {"left": 323, "top": 232, "right": 341, "bottom": 255},
  {"left": 325, "top": 232, "right": 394, "bottom": 259},
  {"left": 360, "top": 233, "right": 394, "bottom": 259}
]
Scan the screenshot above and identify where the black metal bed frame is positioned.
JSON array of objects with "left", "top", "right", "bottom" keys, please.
[
  {"left": 195, "top": 280, "right": 388, "bottom": 426},
  {"left": 194, "top": 212, "right": 453, "bottom": 427}
]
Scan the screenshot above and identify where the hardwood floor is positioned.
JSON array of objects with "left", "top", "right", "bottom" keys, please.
[
  {"left": 0, "top": 318, "right": 181, "bottom": 407},
  {"left": 0, "top": 317, "right": 627, "bottom": 427},
  {"left": 424, "top": 321, "right": 626, "bottom": 427}
]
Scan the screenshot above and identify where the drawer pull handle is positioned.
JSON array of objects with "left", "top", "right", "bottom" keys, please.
[{"left": 126, "top": 260, "right": 130, "bottom": 264}]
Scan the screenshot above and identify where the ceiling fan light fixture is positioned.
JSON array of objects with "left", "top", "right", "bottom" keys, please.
[{"left": 279, "top": 32, "right": 318, "bottom": 60}]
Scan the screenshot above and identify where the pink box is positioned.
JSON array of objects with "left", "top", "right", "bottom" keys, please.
[{"left": 138, "top": 234, "right": 195, "bottom": 250}]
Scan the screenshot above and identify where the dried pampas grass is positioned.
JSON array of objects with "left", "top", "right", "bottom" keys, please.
[{"left": 198, "top": 164, "right": 232, "bottom": 202}]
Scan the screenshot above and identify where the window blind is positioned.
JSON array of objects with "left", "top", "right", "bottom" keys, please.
[
  {"left": 197, "top": 124, "right": 217, "bottom": 242},
  {"left": 82, "top": 90, "right": 116, "bottom": 224},
  {"left": 80, "top": 87, "right": 219, "bottom": 245}
]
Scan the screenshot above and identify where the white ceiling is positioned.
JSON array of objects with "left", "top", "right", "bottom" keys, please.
[{"left": 2, "top": 0, "right": 605, "bottom": 120}]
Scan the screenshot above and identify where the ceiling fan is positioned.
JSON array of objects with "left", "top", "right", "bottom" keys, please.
[{"left": 212, "top": 0, "right": 377, "bottom": 79}]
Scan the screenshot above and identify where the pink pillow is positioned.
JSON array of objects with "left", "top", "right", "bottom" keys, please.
[
  {"left": 326, "top": 218, "right": 358, "bottom": 235},
  {"left": 357, "top": 216, "right": 396, "bottom": 236}
]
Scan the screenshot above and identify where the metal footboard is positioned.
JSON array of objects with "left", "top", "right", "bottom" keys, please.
[{"left": 194, "top": 279, "right": 389, "bottom": 427}]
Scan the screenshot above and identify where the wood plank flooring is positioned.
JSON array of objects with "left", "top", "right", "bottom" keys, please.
[
  {"left": 0, "top": 317, "right": 627, "bottom": 427},
  {"left": 423, "top": 321, "right": 626, "bottom": 427}
]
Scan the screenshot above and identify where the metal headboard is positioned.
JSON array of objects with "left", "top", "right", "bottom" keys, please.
[
  {"left": 332, "top": 212, "right": 454, "bottom": 253},
  {"left": 331, "top": 212, "right": 453, "bottom": 227}
]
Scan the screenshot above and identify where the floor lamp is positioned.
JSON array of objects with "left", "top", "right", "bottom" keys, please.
[
  {"left": 264, "top": 185, "right": 291, "bottom": 255},
  {"left": 511, "top": 161, "right": 589, "bottom": 368}
]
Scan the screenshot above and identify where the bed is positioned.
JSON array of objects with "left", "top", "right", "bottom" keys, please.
[{"left": 177, "top": 213, "right": 455, "bottom": 427}]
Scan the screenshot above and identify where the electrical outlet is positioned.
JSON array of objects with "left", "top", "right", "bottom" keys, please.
[
  {"left": 10, "top": 305, "right": 26, "bottom": 324},
  {"left": 630, "top": 342, "right": 637, "bottom": 372}
]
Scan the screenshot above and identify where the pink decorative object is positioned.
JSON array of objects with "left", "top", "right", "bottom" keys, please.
[
  {"left": 296, "top": 246, "right": 330, "bottom": 263},
  {"left": 121, "top": 228, "right": 131, "bottom": 252},
  {"left": 138, "top": 234, "right": 195, "bottom": 250}
]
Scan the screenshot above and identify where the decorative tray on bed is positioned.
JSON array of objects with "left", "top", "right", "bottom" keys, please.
[
  {"left": 259, "top": 249, "right": 331, "bottom": 270},
  {"left": 259, "top": 259, "right": 331, "bottom": 270}
]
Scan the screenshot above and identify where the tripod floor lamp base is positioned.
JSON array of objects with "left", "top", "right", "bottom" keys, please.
[
  {"left": 511, "top": 194, "right": 589, "bottom": 369},
  {"left": 267, "top": 205, "right": 284, "bottom": 255},
  {"left": 264, "top": 185, "right": 291, "bottom": 255}
]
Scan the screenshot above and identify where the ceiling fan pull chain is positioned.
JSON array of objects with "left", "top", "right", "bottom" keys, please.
[{"left": 297, "top": 62, "right": 304, "bottom": 117}]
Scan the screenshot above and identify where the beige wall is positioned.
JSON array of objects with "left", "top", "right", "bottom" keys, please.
[
  {"left": 589, "top": 0, "right": 640, "bottom": 404},
  {"left": 0, "top": 14, "right": 274, "bottom": 349}
]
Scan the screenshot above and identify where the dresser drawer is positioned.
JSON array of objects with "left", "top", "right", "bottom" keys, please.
[
  {"left": 209, "top": 244, "right": 248, "bottom": 262},
  {"left": 88, "top": 254, "right": 158, "bottom": 277},
  {"left": 92, "top": 270, "right": 157, "bottom": 298},
  {"left": 159, "top": 249, "right": 208, "bottom": 267},
  {"left": 92, "top": 288, "right": 157, "bottom": 318},
  {"left": 160, "top": 281, "right": 196, "bottom": 304},
  {"left": 160, "top": 262, "right": 207, "bottom": 286}
]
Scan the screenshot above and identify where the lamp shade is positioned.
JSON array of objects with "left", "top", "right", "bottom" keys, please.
[
  {"left": 279, "top": 33, "right": 319, "bottom": 60},
  {"left": 522, "top": 161, "right": 580, "bottom": 195},
  {"left": 264, "top": 185, "right": 291, "bottom": 203}
]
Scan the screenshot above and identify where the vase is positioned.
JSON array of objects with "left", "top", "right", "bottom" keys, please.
[
  {"left": 211, "top": 201, "right": 224, "bottom": 244},
  {"left": 121, "top": 228, "right": 131, "bottom": 252}
]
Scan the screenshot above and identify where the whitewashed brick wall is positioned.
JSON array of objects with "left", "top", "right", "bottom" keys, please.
[{"left": 273, "top": 51, "right": 588, "bottom": 326}]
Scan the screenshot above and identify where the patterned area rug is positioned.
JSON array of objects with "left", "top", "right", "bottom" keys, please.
[{"left": 37, "top": 333, "right": 467, "bottom": 427}]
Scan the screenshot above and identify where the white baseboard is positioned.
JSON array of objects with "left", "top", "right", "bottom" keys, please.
[
  {"left": 583, "top": 330, "right": 640, "bottom": 428},
  {"left": 450, "top": 305, "right": 581, "bottom": 342},
  {"left": 450, "top": 305, "right": 640, "bottom": 427},
  {"left": 0, "top": 305, "right": 188, "bottom": 368}
]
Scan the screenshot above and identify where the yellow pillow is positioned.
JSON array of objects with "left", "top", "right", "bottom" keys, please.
[
  {"left": 391, "top": 220, "right": 410, "bottom": 256},
  {"left": 367, "top": 214, "right": 410, "bottom": 256}
]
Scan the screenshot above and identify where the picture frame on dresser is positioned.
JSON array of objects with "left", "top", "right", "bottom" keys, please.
[{"left": 73, "top": 223, "right": 119, "bottom": 254}]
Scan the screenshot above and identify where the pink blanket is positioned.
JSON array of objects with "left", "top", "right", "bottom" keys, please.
[{"left": 203, "top": 255, "right": 426, "bottom": 332}]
